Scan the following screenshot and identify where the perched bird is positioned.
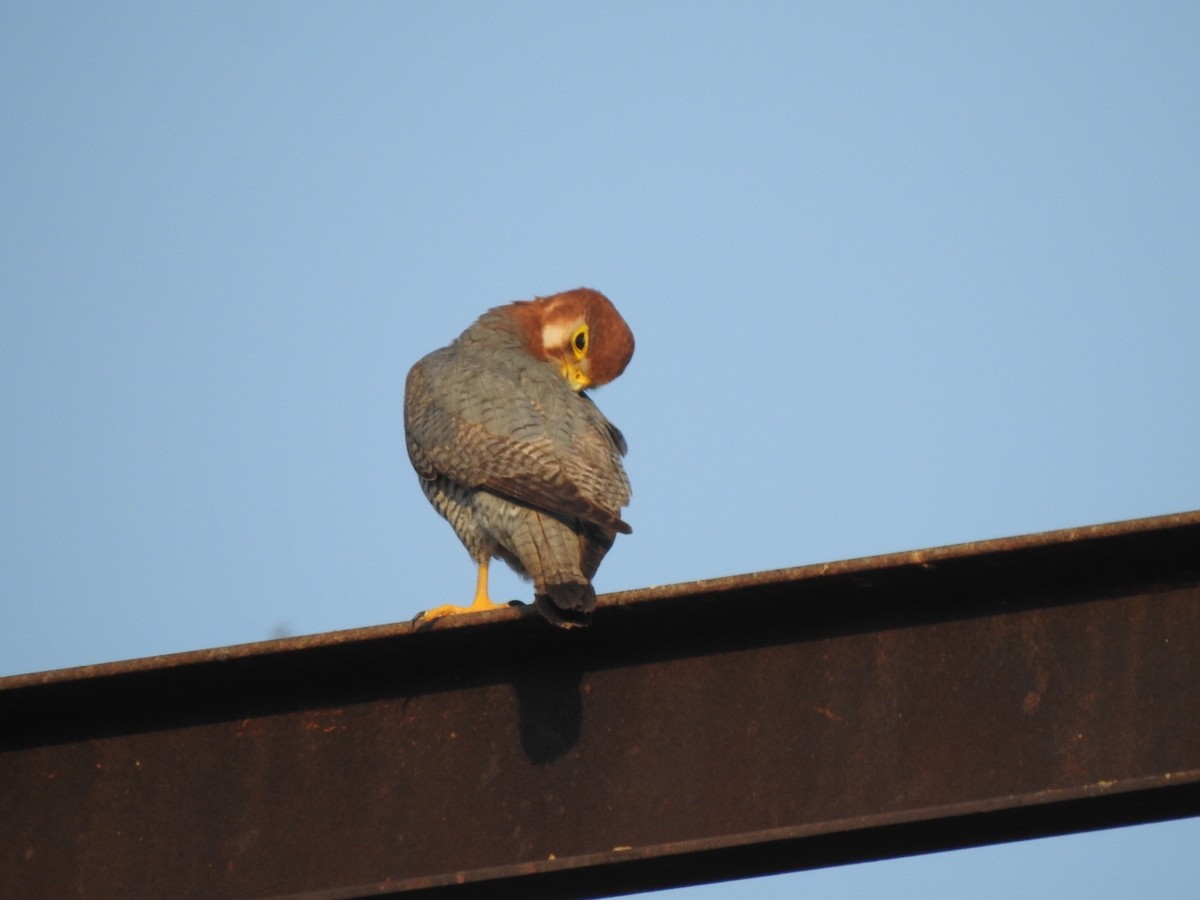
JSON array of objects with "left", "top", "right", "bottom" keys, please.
[{"left": 404, "top": 288, "right": 634, "bottom": 627}]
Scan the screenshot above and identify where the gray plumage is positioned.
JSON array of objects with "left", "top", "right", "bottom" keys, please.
[{"left": 404, "top": 290, "right": 633, "bottom": 626}]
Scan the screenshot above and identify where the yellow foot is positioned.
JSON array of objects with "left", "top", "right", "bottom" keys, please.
[
  {"left": 417, "top": 595, "right": 509, "bottom": 622},
  {"left": 416, "top": 560, "right": 508, "bottom": 622}
]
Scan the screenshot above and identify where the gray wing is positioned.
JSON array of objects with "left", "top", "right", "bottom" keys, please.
[{"left": 405, "top": 346, "right": 631, "bottom": 535}]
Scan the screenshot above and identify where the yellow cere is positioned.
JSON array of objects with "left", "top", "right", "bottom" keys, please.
[{"left": 559, "top": 359, "right": 591, "bottom": 390}]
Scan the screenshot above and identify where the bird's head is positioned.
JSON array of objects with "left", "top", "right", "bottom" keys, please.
[{"left": 509, "top": 288, "right": 634, "bottom": 391}]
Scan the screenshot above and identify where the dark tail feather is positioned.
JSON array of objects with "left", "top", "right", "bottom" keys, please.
[{"left": 535, "top": 581, "right": 596, "bottom": 628}]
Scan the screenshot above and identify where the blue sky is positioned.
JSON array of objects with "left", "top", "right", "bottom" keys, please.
[{"left": 3, "top": 2, "right": 1198, "bottom": 896}]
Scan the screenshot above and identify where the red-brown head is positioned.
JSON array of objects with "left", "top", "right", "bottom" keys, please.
[{"left": 505, "top": 288, "right": 635, "bottom": 391}]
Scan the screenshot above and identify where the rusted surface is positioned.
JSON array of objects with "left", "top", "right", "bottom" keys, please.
[{"left": 2, "top": 511, "right": 1199, "bottom": 899}]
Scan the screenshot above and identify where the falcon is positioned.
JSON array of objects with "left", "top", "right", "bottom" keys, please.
[{"left": 404, "top": 288, "right": 634, "bottom": 627}]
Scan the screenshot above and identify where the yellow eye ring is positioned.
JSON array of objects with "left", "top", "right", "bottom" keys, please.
[{"left": 571, "top": 324, "right": 588, "bottom": 359}]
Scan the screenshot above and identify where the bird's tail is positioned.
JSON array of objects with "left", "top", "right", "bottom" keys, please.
[{"left": 535, "top": 581, "right": 596, "bottom": 628}]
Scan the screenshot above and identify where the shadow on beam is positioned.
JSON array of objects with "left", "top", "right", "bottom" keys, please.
[{"left": 2, "top": 511, "right": 1199, "bottom": 899}]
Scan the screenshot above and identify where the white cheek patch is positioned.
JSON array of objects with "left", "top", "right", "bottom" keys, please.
[{"left": 541, "top": 320, "right": 577, "bottom": 354}]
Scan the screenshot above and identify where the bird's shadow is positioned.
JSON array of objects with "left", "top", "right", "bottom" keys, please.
[
  {"left": 507, "top": 653, "right": 584, "bottom": 765},
  {"left": 408, "top": 599, "right": 586, "bottom": 764}
]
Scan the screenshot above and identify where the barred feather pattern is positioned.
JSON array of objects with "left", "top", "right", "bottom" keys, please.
[{"left": 404, "top": 291, "right": 632, "bottom": 625}]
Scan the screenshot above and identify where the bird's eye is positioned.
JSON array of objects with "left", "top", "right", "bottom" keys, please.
[{"left": 572, "top": 325, "right": 588, "bottom": 358}]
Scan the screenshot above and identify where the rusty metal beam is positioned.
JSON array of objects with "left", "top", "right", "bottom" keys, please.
[{"left": 3, "top": 511, "right": 1199, "bottom": 899}]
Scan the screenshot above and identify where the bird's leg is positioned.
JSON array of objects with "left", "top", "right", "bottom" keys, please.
[{"left": 417, "top": 560, "right": 509, "bottom": 622}]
